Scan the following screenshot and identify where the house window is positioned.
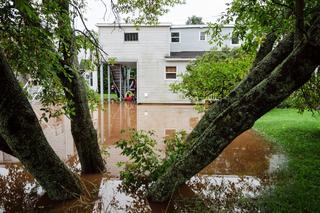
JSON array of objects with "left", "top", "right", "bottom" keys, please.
[
  {"left": 171, "top": 32, "right": 180, "bottom": 42},
  {"left": 189, "top": 117, "right": 199, "bottom": 128},
  {"left": 85, "top": 73, "right": 93, "bottom": 86},
  {"left": 231, "top": 36, "right": 239, "bottom": 44},
  {"left": 165, "top": 66, "right": 177, "bottom": 79},
  {"left": 200, "top": 32, "right": 206, "bottom": 40},
  {"left": 124, "top": 33, "right": 138, "bottom": 41},
  {"left": 165, "top": 129, "right": 176, "bottom": 139},
  {"left": 89, "top": 72, "right": 93, "bottom": 86}
]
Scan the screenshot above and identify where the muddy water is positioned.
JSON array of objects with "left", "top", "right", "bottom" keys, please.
[{"left": 0, "top": 102, "right": 285, "bottom": 212}]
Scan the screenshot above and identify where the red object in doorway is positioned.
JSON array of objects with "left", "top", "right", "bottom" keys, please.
[{"left": 124, "top": 96, "right": 133, "bottom": 101}]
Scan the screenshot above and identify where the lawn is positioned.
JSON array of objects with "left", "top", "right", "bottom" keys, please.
[{"left": 253, "top": 109, "right": 320, "bottom": 212}]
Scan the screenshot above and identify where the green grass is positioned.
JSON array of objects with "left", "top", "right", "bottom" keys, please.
[{"left": 253, "top": 109, "right": 320, "bottom": 213}]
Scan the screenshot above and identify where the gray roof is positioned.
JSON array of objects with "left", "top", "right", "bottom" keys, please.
[{"left": 166, "top": 51, "right": 208, "bottom": 59}]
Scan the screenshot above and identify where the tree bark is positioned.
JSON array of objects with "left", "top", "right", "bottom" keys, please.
[
  {"left": 58, "top": 72, "right": 106, "bottom": 173},
  {"left": 186, "top": 33, "right": 293, "bottom": 144},
  {"left": 148, "top": 18, "right": 320, "bottom": 202},
  {"left": 0, "top": 50, "right": 84, "bottom": 200},
  {"left": 294, "top": 0, "right": 305, "bottom": 47},
  {"left": 0, "top": 134, "right": 15, "bottom": 156},
  {"left": 252, "top": 32, "right": 277, "bottom": 67},
  {"left": 57, "top": 0, "right": 105, "bottom": 174}
]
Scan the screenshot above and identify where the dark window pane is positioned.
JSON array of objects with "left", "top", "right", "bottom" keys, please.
[
  {"left": 124, "top": 33, "right": 138, "bottom": 41},
  {"left": 171, "top": 37, "right": 180, "bottom": 42},
  {"left": 232, "top": 37, "right": 239, "bottom": 44},
  {"left": 90, "top": 72, "right": 93, "bottom": 86},
  {"left": 166, "top": 73, "right": 177, "bottom": 79},
  {"left": 171, "top": 32, "right": 179, "bottom": 37}
]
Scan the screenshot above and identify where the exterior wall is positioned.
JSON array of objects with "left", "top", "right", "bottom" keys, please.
[
  {"left": 170, "top": 26, "right": 239, "bottom": 52},
  {"left": 98, "top": 24, "right": 239, "bottom": 104},
  {"left": 92, "top": 70, "right": 98, "bottom": 91},
  {"left": 137, "top": 104, "right": 202, "bottom": 148},
  {"left": 98, "top": 25, "right": 191, "bottom": 103}
]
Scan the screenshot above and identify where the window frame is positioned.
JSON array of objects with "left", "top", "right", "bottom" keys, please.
[
  {"left": 165, "top": 66, "right": 177, "bottom": 80},
  {"left": 199, "top": 31, "right": 206, "bottom": 41},
  {"left": 124, "top": 32, "right": 139, "bottom": 42},
  {"left": 171, "top": 31, "right": 180, "bottom": 43}
]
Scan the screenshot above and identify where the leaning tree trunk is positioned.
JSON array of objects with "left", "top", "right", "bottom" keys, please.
[
  {"left": 186, "top": 33, "right": 294, "bottom": 143},
  {"left": 56, "top": 0, "right": 105, "bottom": 174},
  {"left": 58, "top": 71, "right": 106, "bottom": 173},
  {"left": 0, "top": 134, "right": 14, "bottom": 156},
  {"left": 0, "top": 50, "right": 84, "bottom": 200},
  {"left": 148, "top": 19, "right": 320, "bottom": 202}
]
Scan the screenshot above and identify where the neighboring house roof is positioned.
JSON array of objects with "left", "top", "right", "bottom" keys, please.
[{"left": 166, "top": 51, "right": 207, "bottom": 59}]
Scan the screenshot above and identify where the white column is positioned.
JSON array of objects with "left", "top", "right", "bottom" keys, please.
[
  {"left": 107, "top": 64, "right": 111, "bottom": 103},
  {"left": 100, "top": 62, "right": 104, "bottom": 106},
  {"left": 119, "top": 65, "right": 122, "bottom": 101}
]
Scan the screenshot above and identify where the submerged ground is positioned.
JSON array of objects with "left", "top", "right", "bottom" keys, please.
[{"left": 0, "top": 104, "right": 318, "bottom": 212}]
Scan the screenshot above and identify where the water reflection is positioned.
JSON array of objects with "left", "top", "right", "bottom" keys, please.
[{"left": 0, "top": 102, "right": 285, "bottom": 212}]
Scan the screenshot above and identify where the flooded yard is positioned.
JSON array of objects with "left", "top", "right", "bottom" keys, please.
[{"left": 0, "top": 102, "right": 286, "bottom": 212}]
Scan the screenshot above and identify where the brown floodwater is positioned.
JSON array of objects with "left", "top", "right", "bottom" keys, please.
[{"left": 0, "top": 102, "right": 286, "bottom": 212}]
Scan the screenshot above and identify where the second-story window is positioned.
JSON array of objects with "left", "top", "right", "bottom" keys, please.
[
  {"left": 171, "top": 32, "right": 180, "bottom": 42},
  {"left": 200, "top": 32, "right": 206, "bottom": 40},
  {"left": 124, "top": 33, "right": 138, "bottom": 41}
]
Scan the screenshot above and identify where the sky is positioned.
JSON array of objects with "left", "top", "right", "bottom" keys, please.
[{"left": 78, "top": 0, "right": 230, "bottom": 30}]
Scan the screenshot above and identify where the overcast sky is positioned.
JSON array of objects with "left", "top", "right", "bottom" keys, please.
[{"left": 78, "top": 0, "right": 230, "bottom": 30}]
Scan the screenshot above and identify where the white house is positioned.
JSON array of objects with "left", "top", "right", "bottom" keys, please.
[{"left": 97, "top": 23, "right": 240, "bottom": 104}]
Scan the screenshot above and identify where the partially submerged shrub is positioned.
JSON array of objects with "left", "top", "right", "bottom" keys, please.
[{"left": 116, "top": 129, "right": 189, "bottom": 191}]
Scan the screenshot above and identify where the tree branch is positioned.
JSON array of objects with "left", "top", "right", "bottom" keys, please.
[
  {"left": 252, "top": 32, "right": 277, "bottom": 67},
  {"left": 74, "top": 29, "right": 109, "bottom": 62},
  {"left": 70, "top": 2, "right": 109, "bottom": 61},
  {"left": 294, "top": 0, "right": 305, "bottom": 47}
]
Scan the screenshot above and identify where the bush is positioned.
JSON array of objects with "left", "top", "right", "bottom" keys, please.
[
  {"left": 116, "top": 129, "right": 189, "bottom": 191},
  {"left": 170, "top": 48, "right": 254, "bottom": 103}
]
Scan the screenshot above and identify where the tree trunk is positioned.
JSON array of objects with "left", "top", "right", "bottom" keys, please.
[
  {"left": 294, "top": 0, "right": 305, "bottom": 47},
  {"left": 186, "top": 33, "right": 294, "bottom": 143},
  {"left": 57, "top": 0, "right": 105, "bottom": 174},
  {"left": 59, "top": 72, "right": 106, "bottom": 173},
  {"left": 0, "top": 50, "right": 84, "bottom": 200},
  {"left": 0, "top": 134, "right": 15, "bottom": 156},
  {"left": 252, "top": 32, "right": 277, "bottom": 67},
  {"left": 148, "top": 19, "right": 320, "bottom": 202}
]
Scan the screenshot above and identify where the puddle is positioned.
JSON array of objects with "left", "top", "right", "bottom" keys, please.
[{"left": 0, "top": 102, "right": 286, "bottom": 212}]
